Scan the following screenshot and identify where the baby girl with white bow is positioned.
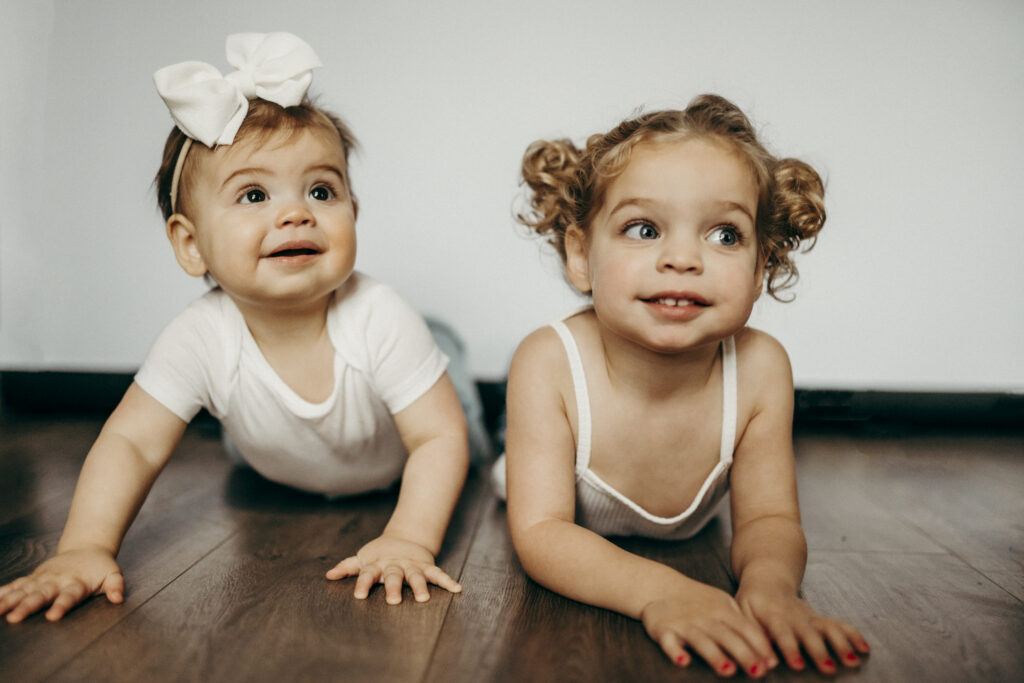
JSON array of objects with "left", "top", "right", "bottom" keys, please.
[{"left": 0, "top": 32, "right": 469, "bottom": 623}]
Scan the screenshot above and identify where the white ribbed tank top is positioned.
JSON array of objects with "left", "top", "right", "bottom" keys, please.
[{"left": 552, "top": 321, "right": 737, "bottom": 539}]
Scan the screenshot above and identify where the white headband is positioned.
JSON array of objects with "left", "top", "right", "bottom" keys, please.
[{"left": 154, "top": 32, "right": 321, "bottom": 212}]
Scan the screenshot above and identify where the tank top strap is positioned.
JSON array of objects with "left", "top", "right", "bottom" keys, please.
[
  {"left": 549, "top": 321, "right": 591, "bottom": 477},
  {"left": 720, "top": 335, "right": 737, "bottom": 465}
]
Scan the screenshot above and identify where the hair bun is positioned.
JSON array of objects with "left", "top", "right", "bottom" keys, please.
[
  {"left": 773, "top": 158, "right": 825, "bottom": 242},
  {"left": 517, "top": 139, "right": 583, "bottom": 259}
]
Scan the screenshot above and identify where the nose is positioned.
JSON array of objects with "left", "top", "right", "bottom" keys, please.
[
  {"left": 657, "top": 232, "right": 703, "bottom": 273},
  {"left": 275, "top": 200, "right": 315, "bottom": 229}
]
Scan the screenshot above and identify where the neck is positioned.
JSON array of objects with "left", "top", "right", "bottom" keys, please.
[
  {"left": 230, "top": 292, "right": 332, "bottom": 351},
  {"left": 595, "top": 321, "right": 722, "bottom": 401}
]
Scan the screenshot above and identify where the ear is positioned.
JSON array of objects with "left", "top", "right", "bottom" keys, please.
[
  {"left": 166, "top": 214, "right": 208, "bottom": 278},
  {"left": 564, "top": 226, "right": 592, "bottom": 294}
]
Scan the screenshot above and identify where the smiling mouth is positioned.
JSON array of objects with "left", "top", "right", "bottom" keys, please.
[
  {"left": 268, "top": 248, "right": 319, "bottom": 258},
  {"left": 642, "top": 297, "right": 709, "bottom": 307}
]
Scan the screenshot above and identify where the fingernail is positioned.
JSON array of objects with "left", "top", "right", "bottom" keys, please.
[
  {"left": 845, "top": 653, "right": 860, "bottom": 663},
  {"left": 750, "top": 663, "right": 761, "bottom": 675},
  {"left": 792, "top": 656, "right": 805, "bottom": 668},
  {"left": 824, "top": 658, "right": 836, "bottom": 668},
  {"left": 675, "top": 654, "right": 688, "bottom": 666},
  {"left": 720, "top": 661, "right": 734, "bottom": 673}
]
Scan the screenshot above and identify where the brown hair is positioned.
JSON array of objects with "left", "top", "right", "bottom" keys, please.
[
  {"left": 154, "top": 97, "right": 359, "bottom": 220},
  {"left": 516, "top": 94, "right": 824, "bottom": 300}
]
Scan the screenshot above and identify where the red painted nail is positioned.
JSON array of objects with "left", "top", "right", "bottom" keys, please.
[
  {"left": 845, "top": 653, "right": 859, "bottom": 663},
  {"left": 720, "top": 661, "right": 734, "bottom": 673},
  {"left": 676, "top": 654, "right": 687, "bottom": 665},
  {"left": 750, "top": 663, "right": 761, "bottom": 675},
  {"left": 792, "top": 656, "right": 805, "bottom": 667},
  {"left": 825, "top": 658, "right": 836, "bottom": 668}
]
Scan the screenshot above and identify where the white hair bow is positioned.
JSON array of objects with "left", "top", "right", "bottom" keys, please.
[{"left": 154, "top": 32, "right": 321, "bottom": 147}]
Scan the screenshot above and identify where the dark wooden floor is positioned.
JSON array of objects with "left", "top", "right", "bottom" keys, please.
[{"left": 0, "top": 415, "right": 1021, "bottom": 682}]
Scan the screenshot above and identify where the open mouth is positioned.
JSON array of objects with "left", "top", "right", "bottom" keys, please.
[
  {"left": 268, "top": 248, "right": 319, "bottom": 258},
  {"left": 642, "top": 297, "right": 709, "bottom": 308},
  {"left": 266, "top": 240, "right": 322, "bottom": 259}
]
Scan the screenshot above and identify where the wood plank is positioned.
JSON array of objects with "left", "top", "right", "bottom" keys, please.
[
  {"left": 801, "top": 550, "right": 1024, "bottom": 683},
  {"left": 0, "top": 417, "right": 100, "bottom": 526},
  {"left": 425, "top": 495, "right": 739, "bottom": 682},
  {"left": 861, "top": 429, "right": 1024, "bottom": 601},
  {"left": 0, "top": 421, "right": 238, "bottom": 681},
  {"left": 44, "top": 469, "right": 490, "bottom": 683}
]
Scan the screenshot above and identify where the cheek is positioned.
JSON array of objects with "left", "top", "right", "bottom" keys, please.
[{"left": 589, "top": 250, "right": 637, "bottom": 287}]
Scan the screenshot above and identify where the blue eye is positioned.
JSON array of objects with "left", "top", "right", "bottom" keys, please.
[
  {"left": 240, "top": 188, "right": 266, "bottom": 204},
  {"left": 310, "top": 184, "right": 334, "bottom": 201},
  {"left": 624, "top": 221, "right": 659, "bottom": 240},
  {"left": 710, "top": 225, "right": 741, "bottom": 246}
]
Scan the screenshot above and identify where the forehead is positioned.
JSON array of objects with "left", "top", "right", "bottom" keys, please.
[
  {"left": 193, "top": 125, "right": 348, "bottom": 181},
  {"left": 606, "top": 139, "right": 757, "bottom": 207}
]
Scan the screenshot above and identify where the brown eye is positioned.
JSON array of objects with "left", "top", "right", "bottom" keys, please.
[
  {"left": 310, "top": 185, "right": 334, "bottom": 201},
  {"left": 240, "top": 188, "right": 266, "bottom": 204}
]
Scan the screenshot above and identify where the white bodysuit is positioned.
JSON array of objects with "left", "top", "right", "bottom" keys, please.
[
  {"left": 494, "top": 320, "right": 737, "bottom": 540},
  {"left": 135, "top": 273, "right": 448, "bottom": 497}
]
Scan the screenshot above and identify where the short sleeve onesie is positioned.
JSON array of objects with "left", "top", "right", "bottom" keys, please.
[{"left": 135, "top": 272, "right": 448, "bottom": 496}]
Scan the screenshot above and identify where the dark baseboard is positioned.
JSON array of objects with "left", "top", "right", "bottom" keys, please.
[{"left": 2, "top": 371, "right": 1022, "bottom": 429}]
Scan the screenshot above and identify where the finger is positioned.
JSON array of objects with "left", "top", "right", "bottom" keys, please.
[
  {"left": 823, "top": 622, "right": 862, "bottom": 668},
  {"left": 407, "top": 570, "right": 430, "bottom": 603},
  {"left": 423, "top": 566, "right": 462, "bottom": 593},
  {"left": 6, "top": 589, "right": 55, "bottom": 624},
  {"left": 325, "top": 556, "right": 362, "bottom": 581},
  {"left": 682, "top": 630, "right": 737, "bottom": 677},
  {"left": 716, "top": 615, "right": 773, "bottom": 676},
  {"left": 0, "top": 578, "right": 27, "bottom": 603},
  {"left": 45, "top": 582, "right": 89, "bottom": 621},
  {"left": 843, "top": 623, "right": 871, "bottom": 654},
  {"left": 101, "top": 571, "right": 125, "bottom": 604},
  {"left": 353, "top": 566, "right": 381, "bottom": 600},
  {"left": 0, "top": 586, "right": 27, "bottom": 616},
  {"left": 383, "top": 568, "right": 405, "bottom": 605},
  {"left": 656, "top": 630, "right": 691, "bottom": 667},
  {"left": 728, "top": 612, "right": 775, "bottom": 664},
  {"left": 795, "top": 624, "right": 837, "bottom": 675},
  {"left": 767, "top": 623, "right": 805, "bottom": 671}
]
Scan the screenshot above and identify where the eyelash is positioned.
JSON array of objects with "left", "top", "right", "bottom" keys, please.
[
  {"left": 711, "top": 224, "right": 745, "bottom": 246},
  {"left": 236, "top": 181, "right": 341, "bottom": 204},
  {"left": 238, "top": 185, "right": 266, "bottom": 204},
  {"left": 621, "top": 219, "right": 747, "bottom": 247},
  {"left": 622, "top": 219, "right": 659, "bottom": 239}
]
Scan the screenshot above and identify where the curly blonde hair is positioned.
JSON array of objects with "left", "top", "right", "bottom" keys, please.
[{"left": 516, "top": 94, "right": 824, "bottom": 300}]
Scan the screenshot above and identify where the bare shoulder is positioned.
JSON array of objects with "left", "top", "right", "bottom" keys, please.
[
  {"left": 509, "top": 325, "right": 570, "bottom": 384},
  {"left": 506, "top": 323, "right": 577, "bottom": 426},
  {"left": 734, "top": 327, "right": 794, "bottom": 407}
]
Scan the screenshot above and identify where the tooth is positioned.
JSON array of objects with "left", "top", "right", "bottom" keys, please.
[{"left": 663, "top": 298, "right": 676, "bottom": 306}]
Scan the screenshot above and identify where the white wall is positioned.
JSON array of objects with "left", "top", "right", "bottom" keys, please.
[{"left": 2, "top": 0, "right": 1022, "bottom": 391}]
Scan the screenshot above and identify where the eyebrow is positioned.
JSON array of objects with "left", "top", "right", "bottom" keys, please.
[
  {"left": 608, "top": 197, "right": 755, "bottom": 223},
  {"left": 219, "top": 164, "right": 347, "bottom": 192}
]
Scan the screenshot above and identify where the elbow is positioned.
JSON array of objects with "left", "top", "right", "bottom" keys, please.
[{"left": 508, "top": 517, "right": 562, "bottom": 583}]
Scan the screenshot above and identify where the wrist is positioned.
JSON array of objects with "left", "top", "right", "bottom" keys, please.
[
  {"left": 55, "top": 540, "right": 118, "bottom": 557},
  {"left": 737, "top": 565, "right": 799, "bottom": 597},
  {"left": 378, "top": 526, "right": 440, "bottom": 557}
]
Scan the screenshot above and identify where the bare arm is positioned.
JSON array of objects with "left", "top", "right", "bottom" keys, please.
[
  {"left": 325, "top": 372, "right": 469, "bottom": 603},
  {"left": 1, "top": 382, "right": 188, "bottom": 622},
  {"left": 506, "top": 329, "right": 773, "bottom": 677},
  {"left": 729, "top": 331, "right": 870, "bottom": 673}
]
